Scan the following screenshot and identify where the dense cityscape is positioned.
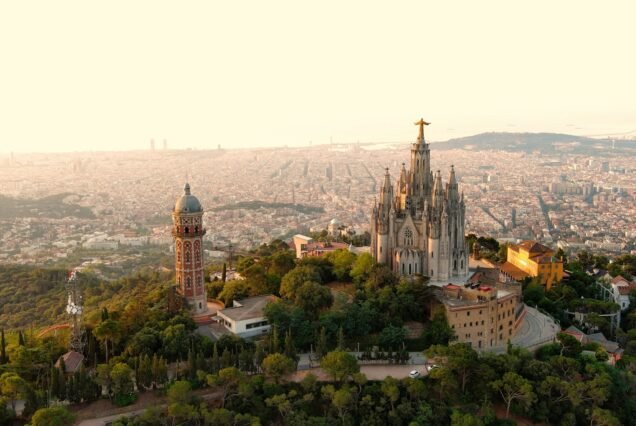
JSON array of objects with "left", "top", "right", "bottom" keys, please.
[{"left": 1, "top": 137, "right": 634, "bottom": 267}]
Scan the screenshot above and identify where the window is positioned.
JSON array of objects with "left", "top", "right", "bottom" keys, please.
[
  {"left": 467, "top": 311, "right": 470, "bottom": 317},
  {"left": 404, "top": 228, "right": 413, "bottom": 246},
  {"left": 409, "top": 264, "right": 412, "bottom": 275},
  {"left": 185, "top": 227, "right": 189, "bottom": 234},
  {"left": 186, "top": 277, "right": 191, "bottom": 289},
  {"left": 185, "top": 251, "right": 191, "bottom": 263}
]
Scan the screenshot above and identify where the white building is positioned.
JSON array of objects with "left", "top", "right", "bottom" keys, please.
[
  {"left": 216, "top": 295, "right": 278, "bottom": 338},
  {"left": 610, "top": 275, "right": 633, "bottom": 311}
]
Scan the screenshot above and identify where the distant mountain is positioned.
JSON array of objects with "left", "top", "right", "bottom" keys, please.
[{"left": 432, "top": 132, "right": 636, "bottom": 154}]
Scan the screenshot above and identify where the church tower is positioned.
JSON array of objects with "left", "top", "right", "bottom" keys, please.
[
  {"left": 172, "top": 183, "right": 207, "bottom": 313},
  {"left": 370, "top": 119, "right": 468, "bottom": 282}
]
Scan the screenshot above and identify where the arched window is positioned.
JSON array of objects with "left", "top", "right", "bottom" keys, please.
[
  {"left": 186, "top": 277, "right": 191, "bottom": 289},
  {"left": 185, "top": 251, "right": 191, "bottom": 263},
  {"left": 409, "top": 264, "right": 412, "bottom": 275},
  {"left": 402, "top": 264, "right": 405, "bottom": 274},
  {"left": 461, "top": 260, "right": 464, "bottom": 269},
  {"left": 185, "top": 227, "right": 189, "bottom": 234},
  {"left": 195, "top": 226, "right": 199, "bottom": 233},
  {"left": 454, "top": 260, "right": 457, "bottom": 270}
]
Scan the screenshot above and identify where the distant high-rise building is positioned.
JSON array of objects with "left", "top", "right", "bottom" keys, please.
[
  {"left": 172, "top": 183, "right": 207, "bottom": 313},
  {"left": 370, "top": 119, "right": 468, "bottom": 281},
  {"left": 601, "top": 161, "right": 610, "bottom": 172},
  {"left": 163, "top": 139, "right": 168, "bottom": 150},
  {"left": 511, "top": 207, "right": 517, "bottom": 228}
]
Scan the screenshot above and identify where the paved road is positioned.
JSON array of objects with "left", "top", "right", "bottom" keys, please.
[{"left": 292, "top": 363, "right": 429, "bottom": 382}]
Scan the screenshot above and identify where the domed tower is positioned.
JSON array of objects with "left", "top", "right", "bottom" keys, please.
[{"left": 172, "top": 183, "right": 207, "bottom": 313}]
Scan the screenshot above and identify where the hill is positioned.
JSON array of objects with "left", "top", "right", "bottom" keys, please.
[{"left": 432, "top": 132, "right": 636, "bottom": 154}]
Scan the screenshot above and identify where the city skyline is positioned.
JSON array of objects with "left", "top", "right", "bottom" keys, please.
[{"left": 1, "top": 1, "right": 635, "bottom": 153}]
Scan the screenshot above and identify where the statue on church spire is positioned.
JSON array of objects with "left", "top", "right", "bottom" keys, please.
[{"left": 414, "top": 118, "right": 430, "bottom": 141}]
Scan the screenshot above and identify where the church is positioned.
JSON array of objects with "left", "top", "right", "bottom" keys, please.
[{"left": 370, "top": 120, "right": 468, "bottom": 281}]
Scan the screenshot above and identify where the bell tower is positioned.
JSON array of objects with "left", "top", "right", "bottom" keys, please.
[{"left": 172, "top": 183, "right": 207, "bottom": 313}]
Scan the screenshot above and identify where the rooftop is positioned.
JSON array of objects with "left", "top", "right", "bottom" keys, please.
[{"left": 218, "top": 294, "right": 279, "bottom": 322}]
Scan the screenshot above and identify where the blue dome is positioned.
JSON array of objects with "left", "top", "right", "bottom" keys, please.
[{"left": 174, "top": 183, "right": 203, "bottom": 213}]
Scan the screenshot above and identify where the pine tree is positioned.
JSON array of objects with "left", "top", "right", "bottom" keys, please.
[{"left": 0, "top": 329, "right": 7, "bottom": 364}]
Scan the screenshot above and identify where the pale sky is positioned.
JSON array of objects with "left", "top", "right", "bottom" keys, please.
[{"left": 1, "top": 1, "right": 634, "bottom": 153}]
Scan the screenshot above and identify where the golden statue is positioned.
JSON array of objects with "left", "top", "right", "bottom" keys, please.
[{"left": 414, "top": 118, "right": 430, "bottom": 140}]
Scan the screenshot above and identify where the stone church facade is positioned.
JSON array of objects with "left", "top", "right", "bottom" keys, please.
[{"left": 371, "top": 120, "right": 468, "bottom": 281}]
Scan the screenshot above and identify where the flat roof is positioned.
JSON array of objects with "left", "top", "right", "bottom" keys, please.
[{"left": 218, "top": 294, "right": 278, "bottom": 322}]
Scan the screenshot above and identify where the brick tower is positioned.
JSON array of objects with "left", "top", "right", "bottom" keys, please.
[{"left": 172, "top": 183, "right": 207, "bottom": 313}]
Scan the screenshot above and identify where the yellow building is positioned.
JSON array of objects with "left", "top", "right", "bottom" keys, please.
[
  {"left": 436, "top": 283, "right": 524, "bottom": 351},
  {"left": 501, "top": 241, "right": 563, "bottom": 290}
]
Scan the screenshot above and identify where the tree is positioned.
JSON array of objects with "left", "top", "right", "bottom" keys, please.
[
  {"left": 93, "top": 319, "right": 122, "bottom": 363},
  {"left": 261, "top": 353, "right": 295, "bottom": 384},
  {"left": 0, "top": 329, "right": 7, "bottom": 364},
  {"left": 320, "top": 351, "right": 359, "bottom": 382},
  {"left": 316, "top": 327, "right": 328, "bottom": 359},
  {"left": 490, "top": 372, "right": 536, "bottom": 418},
  {"left": 31, "top": 407, "right": 75, "bottom": 426},
  {"left": 350, "top": 253, "right": 375, "bottom": 283},
  {"left": 221, "top": 262, "right": 227, "bottom": 282},
  {"left": 293, "top": 281, "right": 333, "bottom": 316},
  {"left": 280, "top": 266, "right": 322, "bottom": 300},
  {"left": 167, "top": 380, "right": 197, "bottom": 424},
  {"left": 218, "top": 280, "right": 251, "bottom": 305},
  {"left": 379, "top": 325, "right": 406, "bottom": 349},
  {"left": 427, "top": 343, "right": 478, "bottom": 394},
  {"left": 110, "top": 363, "right": 135, "bottom": 405},
  {"left": 332, "top": 387, "right": 354, "bottom": 424},
  {"left": 266, "top": 393, "right": 293, "bottom": 420},
  {"left": 590, "top": 407, "right": 621, "bottom": 426},
  {"left": 329, "top": 250, "right": 356, "bottom": 281},
  {"left": 0, "top": 372, "right": 26, "bottom": 412},
  {"left": 450, "top": 410, "right": 485, "bottom": 426},
  {"left": 208, "top": 367, "right": 244, "bottom": 407},
  {"left": 381, "top": 376, "right": 400, "bottom": 411}
]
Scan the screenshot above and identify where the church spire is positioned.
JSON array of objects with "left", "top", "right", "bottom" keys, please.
[{"left": 380, "top": 167, "right": 393, "bottom": 206}]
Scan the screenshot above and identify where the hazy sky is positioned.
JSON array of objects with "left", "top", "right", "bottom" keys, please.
[{"left": 1, "top": 1, "right": 634, "bottom": 153}]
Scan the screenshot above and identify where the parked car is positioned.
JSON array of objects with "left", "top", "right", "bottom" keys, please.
[
  {"left": 409, "top": 370, "right": 421, "bottom": 378},
  {"left": 426, "top": 364, "right": 439, "bottom": 372}
]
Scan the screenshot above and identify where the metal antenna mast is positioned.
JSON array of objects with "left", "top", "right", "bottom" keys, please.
[{"left": 66, "top": 269, "right": 85, "bottom": 353}]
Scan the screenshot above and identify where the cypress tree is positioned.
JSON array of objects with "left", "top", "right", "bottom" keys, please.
[
  {"left": 187, "top": 349, "right": 196, "bottom": 379},
  {"left": 0, "top": 329, "right": 7, "bottom": 364},
  {"left": 337, "top": 326, "right": 345, "bottom": 350},
  {"left": 270, "top": 325, "right": 280, "bottom": 354},
  {"left": 18, "top": 330, "right": 25, "bottom": 346},
  {"left": 211, "top": 343, "right": 220, "bottom": 373},
  {"left": 58, "top": 360, "right": 67, "bottom": 401},
  {"left": 50, "top": 365, "right": 60, "bottom": 400},
  {"left": 151, "top": 354, "right": 159, "bottom": 389},
  {"left": 222, "top": 262, "right": 227, "bottom": 282},
  {"left": 316, "top": 327, "right": 328, "bottom": 358},
  {"left": 284, "top": 329, "right": 297, "bottom": 363},
  {"left": 101, "top": 307, "right": 109, "bottom": 321},
  {"left": 221, "top": 348, "right": 232, "bottom": 369}
]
